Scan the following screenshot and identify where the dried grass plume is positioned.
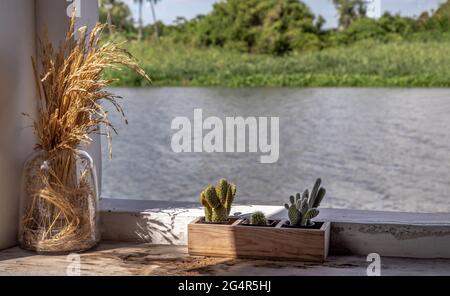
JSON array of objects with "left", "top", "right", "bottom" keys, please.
[
  {"left": 31, "top": 16, "right": 150, "bottom": 157},
  {"left": 20, "top": 17, "right": 150, "bottom": 253}
]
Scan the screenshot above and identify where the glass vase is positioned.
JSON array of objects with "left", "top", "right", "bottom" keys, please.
[{"left": 18, "top": 149, "right": 100, "bottom": 254}]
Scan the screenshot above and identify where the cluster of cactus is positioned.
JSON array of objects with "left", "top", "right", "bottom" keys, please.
[
  {"left": 249, "top": 211, "right": 268, "bottom": 225},
  {"left": 200, "top": 179, "right": 236, "bottom": 222},
  {"left": 284, "top": 178, "right": 326, "bottom": 227}
]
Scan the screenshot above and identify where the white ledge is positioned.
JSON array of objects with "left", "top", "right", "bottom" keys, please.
[
  {"left": 100, "top": 198, "right": 450, "bottom": 259},
  {"left": 100, "top": 198, "right": 450, "bottom": 225}
]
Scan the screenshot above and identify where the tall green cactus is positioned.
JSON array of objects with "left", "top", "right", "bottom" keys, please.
[
  {"left": 200, "top": 179, "right": 236, "bottom": 222},
  {"left": 284, "top": 178, "right": 326, "bottom": 227}
]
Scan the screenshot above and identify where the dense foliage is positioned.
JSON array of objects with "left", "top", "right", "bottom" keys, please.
[
  {"left": 332, "top": 0, "right": 367, "bottom": 29},
  {"left": 190, "top": 0, "right": 321, "bottom": 54},
  {"left": 99, "top": 0, "right": 135, "bottom": 33},
  {"left": 103, "top": 0, "right": 450, "bottom": 55},
  {"left": 103, "top": 38, "right": 450, "bottom": 87},
  {"left": 100, "top": 0, "right": 450, "bottom": 87}
]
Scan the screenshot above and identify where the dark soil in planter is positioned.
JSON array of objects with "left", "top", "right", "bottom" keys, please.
[
  {"left": 197, "top": 217, "right": 238, "bottom": 225},
  {"left": 281, "top": 221, "right": 324, "bottom": 229},
  {"left": 238, "top": 219, "right": 280, "bottom": 227}
]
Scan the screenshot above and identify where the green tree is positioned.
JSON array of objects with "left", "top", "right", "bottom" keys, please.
[
  {"left": 194, "top": 0, "right": 318, "bottom": 55},
  {"left": 134, "top": 0, "right": 161, "bottom": 40},
  {"left": 315, "top": 15, "right": 326, "bottom": 31},
  {"left": 333, "top": 0, "right": 367, "bottom": 30},
  {"left": 343, "top": 17, "right": 385, "bottom": 42},
  {"left": 134, "top": 0, "right": 144, "bottom": 40},
  {"left": 430, "top": 0, "right": 450, "bottom": 30},
  {"left": 378, "top": 12, "right": 416, "bottom": 36},
  {"left": 149, "top": 0, "right": 161, "bottom": 38},
  {"left": 99, "top": 0, "right": 134, "bottom": 33}
]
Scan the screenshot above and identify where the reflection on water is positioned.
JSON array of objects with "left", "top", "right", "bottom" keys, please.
[{"left": 102, "top": 87, "right": 450, "bottom": 213}]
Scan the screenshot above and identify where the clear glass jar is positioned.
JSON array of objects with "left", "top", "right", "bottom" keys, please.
[{"left": 18, "top": 149, "right": 100, "bottom": 254}]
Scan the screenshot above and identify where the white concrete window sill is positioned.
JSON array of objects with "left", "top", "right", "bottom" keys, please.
[{"left": 100, "top": 198, "right": 450, "bottom": 259}]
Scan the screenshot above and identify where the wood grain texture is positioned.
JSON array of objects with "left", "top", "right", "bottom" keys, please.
[
  {"left": 1, "top": 242, "right": 449, "bottom": 275},
  {"left": 188, "top": 219, "right": 330, "bottom": 262}
]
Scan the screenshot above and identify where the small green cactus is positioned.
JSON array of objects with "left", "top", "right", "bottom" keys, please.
[
  {"left": 249, "top": 211, "right": 268, "bottom": 225},
  {"left": 200, "top": 178, "right": 236, "bottom": 222},
  {"left": 284, "top": 178, "right": 326, "bottom": 227}
]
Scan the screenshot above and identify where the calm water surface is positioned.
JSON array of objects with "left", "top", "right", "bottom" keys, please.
[{"left": 102, "top": 88, "right": 450, "bottom": 213}]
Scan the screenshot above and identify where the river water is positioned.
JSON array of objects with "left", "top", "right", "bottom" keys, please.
[{"left": 101, "top": 88, "right": 450, "bottom": 213}]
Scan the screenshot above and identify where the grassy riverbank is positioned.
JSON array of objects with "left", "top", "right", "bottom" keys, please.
[{"left": 104, "top": 39, "right": 450, "bottom": 87}]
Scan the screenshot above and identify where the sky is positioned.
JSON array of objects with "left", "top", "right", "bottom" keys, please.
[{"left": 121, "top": 0, "right": 446, "bottom": 29}]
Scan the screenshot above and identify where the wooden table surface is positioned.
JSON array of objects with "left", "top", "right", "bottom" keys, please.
[{"left": 1, "top": 242, "right": 449, "bottom": 276}]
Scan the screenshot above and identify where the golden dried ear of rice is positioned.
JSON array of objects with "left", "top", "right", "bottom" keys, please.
[
  {"left": 32, "top": 15, "right": 150, "bottom": 158},
  {"left": 21, "top": 16, "right": 150, "bottom": 253}
]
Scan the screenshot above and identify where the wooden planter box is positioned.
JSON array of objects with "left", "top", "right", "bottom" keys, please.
[{"left": 188, "top": 217, "right": 330, "bottom": 262}]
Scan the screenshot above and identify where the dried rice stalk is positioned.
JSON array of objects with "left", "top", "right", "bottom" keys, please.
[
  {"left": 21, "top": 16, "right": 150, "bottom": 253},
  {"left": 32, "top": 17, "right": 150, "bottom": 157}
]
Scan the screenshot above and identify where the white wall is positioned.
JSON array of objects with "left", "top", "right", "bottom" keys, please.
[
  {"left": 0, "top": 0, "right": 37, "bottom": 250},
  {"left": 0, "top": 0, "right": 99, "bottom": 250}
]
